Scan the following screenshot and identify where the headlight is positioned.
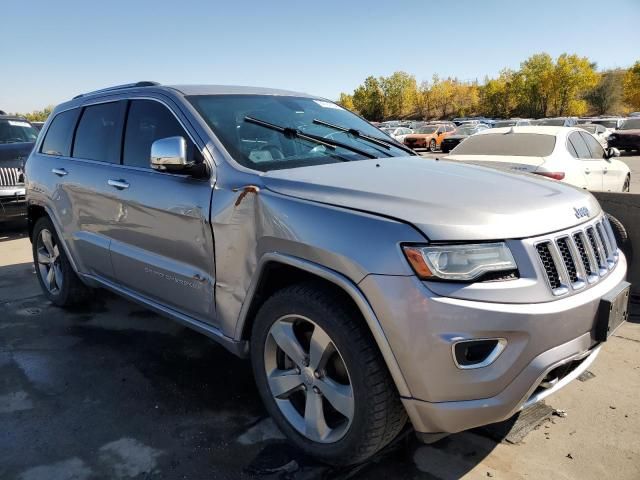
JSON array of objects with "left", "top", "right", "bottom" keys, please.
[{"left": 403, "top": 242, "right": 517, "bottom": 281}]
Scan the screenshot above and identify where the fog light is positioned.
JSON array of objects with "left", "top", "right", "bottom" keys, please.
[{"left": 452, "top": 338, "right": 507, "bottom": 369}]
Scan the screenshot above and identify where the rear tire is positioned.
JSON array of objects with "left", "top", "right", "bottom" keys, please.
[
  {"left": 250, "top": 282, "right": 407, "bottom": 466},
  {"left": 31, "top": 217, "right": 91, "bottom": 307}
]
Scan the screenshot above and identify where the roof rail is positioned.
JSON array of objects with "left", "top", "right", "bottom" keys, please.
[{"left": 73, "top": 81, "right": 160, "bottom": 99}]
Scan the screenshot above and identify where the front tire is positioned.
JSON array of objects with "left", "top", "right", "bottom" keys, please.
[
  {"left": 32, "top": 217, "right": 90, "bottom": 307},
  {"left": 429, "top": 139, "right": 437, "bottom": 152},
  {"left": 250, "top": 283, "right": 406, "bottom": 466}
]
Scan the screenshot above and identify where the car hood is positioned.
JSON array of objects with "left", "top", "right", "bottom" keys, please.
[
  {"left": 445, "top": 154, "right": 546, "bottom": 169},
  {"left": 405, "top": 133, "right": 434, "bottom": 139},
  {"left": 0, "top": 142, "right": 33, "bottom": 167},
  {"left": 262, "top": 156, "right": 600, "bottom": 241}
]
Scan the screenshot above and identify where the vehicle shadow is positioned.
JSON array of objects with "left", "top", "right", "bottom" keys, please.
[{"left": 0, "top": 263, "right": 536, "bottom": 480}]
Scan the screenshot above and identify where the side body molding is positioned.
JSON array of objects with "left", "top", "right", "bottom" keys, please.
[{"left": 235, "top": 252, "right": 411, "bottom": 398}]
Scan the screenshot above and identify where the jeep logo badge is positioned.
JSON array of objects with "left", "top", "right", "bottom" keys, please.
[{"left": 574, "top": 207, "right": 590, "bottom": 219}]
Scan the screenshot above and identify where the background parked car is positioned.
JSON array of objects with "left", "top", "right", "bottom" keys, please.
[
  {"left": 446, "top": 126, "right": 630, "bottom": 192},
  {"left": 30, "top": 121, "right": 45, "bottom": 132},
  {"left": 578, "top": 123, "right": 609, "bottom": 149},
  {"left": 533, "top": 117, "right": 578, "bottom": 127},
  {"left": 381, "top": 126, "right": 413, "bottom": 143},
  {"left": 590, "top": 117, "right": 625, "bottom": 134},
  {"left": 440, "top": 123, "right": 489, "bottom": 153},
  {"left": 404, "top": 124, "right": 454, "bottom": 151},
  {"left": 493, "top": 119, "right": 532, "bottom": 128},
  {"left": 0, "top": 115, "right": 37, "bottom": 221},
  {"left": 607, "top": 118, "right": 640, "bottom": 153}
]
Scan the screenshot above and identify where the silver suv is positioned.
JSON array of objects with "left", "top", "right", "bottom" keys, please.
[{"left": 25, "top": 82, "right": 630, "bottom": 465}]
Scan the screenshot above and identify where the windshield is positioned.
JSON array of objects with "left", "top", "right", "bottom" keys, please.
[
  {"left": 416, "top": 126, "right": 437, "bottom": 134},
  {"left": 454, "top": 126, "right": 476, "bottom": 135},
  {"left": 535, "top": 118, "right": 565, "bottom": 126},
  {"left": 620, "top": 118, "right": 640, "bottom": 130},
  {"left": 451, "top": 133, "right": 556, "bottom": 156},
  {"left": 493, "top": 120, "right": 516, "bottom": 128},
  {"left": 188, "top": 95, "right": 409, "bottom": 171},
  {"left": 0, "top": 119, "right": 39, "bottom": 144},
  {"left": 591, "top": 119, "right": 618, "bottom": 129}
]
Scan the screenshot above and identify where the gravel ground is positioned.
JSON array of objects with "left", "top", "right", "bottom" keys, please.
[{"left": 0, "top": 224, "right": 639, "bottom": 480}]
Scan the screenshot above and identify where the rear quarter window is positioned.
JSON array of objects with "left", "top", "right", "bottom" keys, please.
[
  {"left": 41, "top": 109, "right": 80, "bottom": 156},
  {"left": 451, "top": 133, "right": 556, "bottom": 156}
]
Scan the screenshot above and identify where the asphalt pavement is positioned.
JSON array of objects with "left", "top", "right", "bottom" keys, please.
[{"left": 1, "top": 223, "right": 639, "bottom": 480}]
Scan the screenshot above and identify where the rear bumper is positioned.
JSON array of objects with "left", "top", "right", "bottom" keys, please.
[{"left": 358, "top": 252, "right": 627, "bottom": 434}]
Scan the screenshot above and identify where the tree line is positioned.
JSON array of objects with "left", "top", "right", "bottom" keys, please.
[{"left": 337, "top": 53, "right": 640, "bottom": 121}]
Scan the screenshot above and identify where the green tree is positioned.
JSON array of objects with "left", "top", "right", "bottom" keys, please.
[
  {"left": 550, "top": 54, "right": 597, "bottom": 116},
  {"left": 352, "top": 76, "right": 385, "bottom": 121},
  {"left": 519, "top": 53, "right": 555, "bottom": 118},
  {"left": 379, "top": 71, "right": 417, "bottom": 119},
  {"left": 337, "top": 93, "right": 355, "bottom": 111},
  {"left": 12, "top": 106, "right": 53, "bottom": 122},
  {"left": 623, "top": 61, "right": 640, "bottom": 111},
  {"left": 586, "top": 69, "right": 625, "bottom": 115}
]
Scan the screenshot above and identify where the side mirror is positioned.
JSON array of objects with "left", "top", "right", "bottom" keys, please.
[
  {"left": 605, "top": 147, "right": 621, "bottom": 159},
  {"left": 151, "top": 136, "right": 189, "bottom": 171}
]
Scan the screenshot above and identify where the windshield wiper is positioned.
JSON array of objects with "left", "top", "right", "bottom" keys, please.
[
  {"left": 312, "top": 119, "right": 417, "bottom": 156},
  {"left": 244, "top": 116, "right": 377, "bottom": 159}
]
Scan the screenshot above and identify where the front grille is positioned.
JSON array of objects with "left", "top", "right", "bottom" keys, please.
[
  {"left": 535, "top": 216, "right": 618, "bottom": 296},
  {"left": 0, "top": 167, "right": 23, "bottom": 187},
  {"left": 536, "top": 242, "right": 561, "bottom": 290}
]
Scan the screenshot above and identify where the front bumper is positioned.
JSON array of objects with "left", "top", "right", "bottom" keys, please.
[
  {"left": 0, "top": 187, "right": 26, "bottom": 220},
  {"left": 358, "top": 252, "right": 627, "bottom": 434}
]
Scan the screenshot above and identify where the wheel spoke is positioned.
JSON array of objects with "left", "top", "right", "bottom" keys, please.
[
  {"left": 41, "top": 230, "right": 55, "bottom": 256},
  {"left": 46, "top": 267, "right": 55, "bottom": 290},
  {"left": 308, "top": 326, "right": 333, "bottom": 371},
  {"left": 317, "top": 377, "right": 354, "bottom": 420},
  {"left": 52, "top": 245, "right": 60, "bottom": 261},
  {"left": 53, "top": 264, "right": 63, "bottom": 290},
  {"left": 268, "top": 369, "right": 303, "bottom": 398},
  {"left": 37, "top": 250, "right": 51, "bottom": 265},
  {"left": 270, "top": 321, "right": 307, "bottom": 367},
  {"left": 304, "top": 390, "right": 329, "bottom": 441}
]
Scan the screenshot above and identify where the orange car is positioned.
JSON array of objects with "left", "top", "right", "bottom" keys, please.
[{"left": 403, "top": 123, "right": 455, "bottom": 151}]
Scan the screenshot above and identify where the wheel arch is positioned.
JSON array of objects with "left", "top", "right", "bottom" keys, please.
[
  {"left": 27, "top": 203, "right": 80, "bottom": 274},
  {"left": 235, "top": 252, "right": 411, "bottom": 397}
]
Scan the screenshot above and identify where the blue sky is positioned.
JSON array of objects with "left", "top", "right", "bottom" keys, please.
[{"left": 2, "top": 0, "right": 639, "bottom": 112}]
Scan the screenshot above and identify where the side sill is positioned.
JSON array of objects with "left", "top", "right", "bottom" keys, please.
[{"left": 82, "top": 273, "right": 249, "bottom": 358}]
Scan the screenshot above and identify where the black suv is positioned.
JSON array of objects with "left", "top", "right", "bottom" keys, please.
[{"left": 0, "top": 115, "right": 38, "bottom": 221}]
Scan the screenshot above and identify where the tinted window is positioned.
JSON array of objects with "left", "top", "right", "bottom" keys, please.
[
  {"left": 580, "top": 131, "right": 605, "bottom": 159},
  {"left": 568, "top": 132, "right": 591, "bottom": 159},
  {"left": 123, "top": 100, "right": 189, "bottom": 168},
  {"left": 41, "top": 109, "right": 80, "bottom": 156},
  {"left": 0, "top": 119, "right": 39, "bottom": 145},
  {"left": 451, "top": 133, "right": 556, "bottom": 156},
  {"left": 73, "top": 102, "right": 125, "bottom": 163}
]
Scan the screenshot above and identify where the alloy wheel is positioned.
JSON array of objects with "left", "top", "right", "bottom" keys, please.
[
  {"left": 429, "top": 139, "right": 437, "bottom": 152},
  {"left": 624, "top": 175, "right": 630, "bottom": 192},
  {"left": 264, "top": 314, "right": 354, "bottom": 443},
  {"left": 36, "top": 228, "right": 63, "bottom": 294}
]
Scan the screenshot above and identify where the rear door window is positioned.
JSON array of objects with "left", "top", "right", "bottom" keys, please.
[
  {"left": 580, "top": 131, "right": 605, "bottom": 159},
  {"left": 73, "top": 102, "right": 126, "bottom": 163},
  {"left": 123, "top": 100, "right": 191, "bottom": 168},
  {"left": 568, "top": 132, "right": 591, "bottom": 159},
  {"left": 41, "top": 109, "right": 80, "bottom": 156}
]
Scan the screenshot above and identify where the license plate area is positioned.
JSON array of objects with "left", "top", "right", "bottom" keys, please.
[{"left": 595, "top": 281, "right": 631, "bottom": 342}]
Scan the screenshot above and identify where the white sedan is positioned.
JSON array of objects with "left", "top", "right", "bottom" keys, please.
[
  {"left": 380, "top": 127, "right": 413, "bottom": 143},
  {"left": 445, "top": 126, "right": 631, "bottom": 192}
]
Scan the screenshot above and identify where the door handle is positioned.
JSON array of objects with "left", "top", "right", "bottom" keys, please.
[
  {"left": 107, "top": 179, "right": 130, "bottom": 190},
  {"left": 52, "top": 168, "right": 68, "bottom": 177}
]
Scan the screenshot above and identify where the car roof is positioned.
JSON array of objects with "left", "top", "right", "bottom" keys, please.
[
  {"left": 476, "top": 125, "right": 575, "bottom": 136},
  {"left": 166, "top": 84, "right": 318, "bottom": 98}
]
